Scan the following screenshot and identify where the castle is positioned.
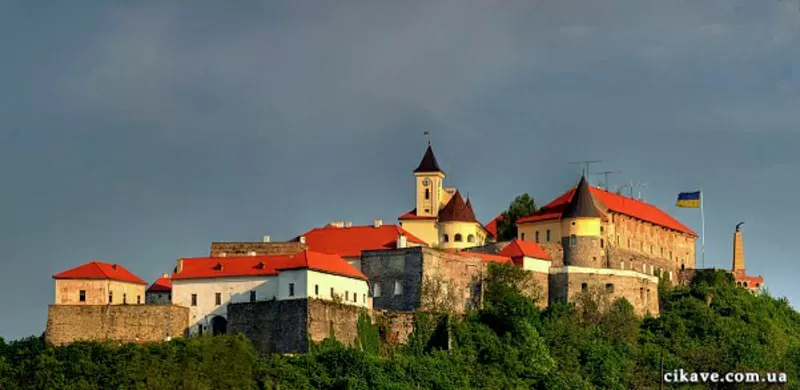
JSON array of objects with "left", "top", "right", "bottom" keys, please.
[{"left": 44, "top": 143, "right": 764, "bottom": 352}]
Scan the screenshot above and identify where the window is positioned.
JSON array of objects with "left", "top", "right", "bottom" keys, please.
[
  {"left": 670, "top": 250, "right": 673, "bottom": 260},
  {"left": 425, "top": 188, "right": 430, "bottom": 200},
  {"left": 616, "top": 235, "right": 620, "bottom": 245},
  {"left": 521, "top": 233, "right": 526, "bottom": 241},
  {"left": 331, "top": 287, "right": 335, "bottom": 298},
  {"left": 454, "top": 234, "right": 463, "bottom": 242},
  {"left": 570, "top": 235, "right": 577, "bottom": 246},
  {"left": 250, "top": 291, "right": 256, "bottom": 302},
  {"left": 394, "top": 280, "right": 403, "bottom": 296},
  {"left": 581, "top": 283, "right": 588, "bottom": 292},
  {"left": 168, "top": 294, "right": 172, "bottom": 301},
  {"left": 535, "top": 231, "right": 540, "bottom": 243},
  {"left": 373, "top": 283, "right": 381, "bottom": 297},
  {"left": 215, "top": 293, "right": 221, "bottom": 306},
  {"left": 442, "top": 234, "right": 449, "bottom": 243},
  {"left": 363, "top": 294, "right": 366, "bottom": 303},
  {"left": 137, "top": 295, "right": 141, "bottom": 304},
  {"left": 628, "top": 238, "right": 631, "bottom": 248},
  {"left": 315, "top": 285, "right": 319, "bottom": 296},
  {"left": 572, "top": 221, "right": 576, "bottom": 226},
  {"left": 600, "top": 239, "right": 604, "bottom": 248},
  {"left": 661, "top": 247, "right": 664, "bottom": 257},
  {"left": 606, "top": 283, "right": 614, "bottom": 293},
  {"left": 354, "top": 293, "right": 357, "bottom": 303},
  {"left": 191, "top": 294, "right": 197, "bottom": 306},
  {"left": 79, "top": 290, "right": 86, "bottom": 302},
  {"left": 640, "top": 288, "right": 644, "bottom": 300},
  {"left": 345, "top": 291, "right": 349, "bottom": 301},
  {"left": 620, "top": 261, "right": 625, "bottom": 270},
  {"left": 289, "top": 283, "right": 295, "bottom": 297},
  {"left": 546, "top": 230, "right": 551, "bottom": 242},
  {"left": 681, "top": 263, "right": 685, "bottom": 270},
  {"left": 600, "top": 226, "right": 604, "bottom": 233},
  {"left": 467, "top": 234, "right": 475, "bottom": 243}
]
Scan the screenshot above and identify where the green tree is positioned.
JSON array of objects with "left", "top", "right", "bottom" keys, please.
[{"left": 496, "top": 193, "right": 537, "bottom": 241}]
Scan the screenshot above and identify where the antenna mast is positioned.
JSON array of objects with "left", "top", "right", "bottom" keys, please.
[
  {"left": 568, "top": 160, "right": 602, "bottom": 179},
  {"left": 592, "top": 170, "right": 622, "bottom": 190}
]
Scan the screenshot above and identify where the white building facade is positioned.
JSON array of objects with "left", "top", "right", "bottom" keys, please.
[{"left": 172, "top": 251, "right": 370, "bottom": 335}]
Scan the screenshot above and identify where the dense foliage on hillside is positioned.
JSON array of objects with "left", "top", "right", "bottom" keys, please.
[{"left": 1, "top": 268, "right": 798, "bottom": 389}]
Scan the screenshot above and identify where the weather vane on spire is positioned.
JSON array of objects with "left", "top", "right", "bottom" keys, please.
[{"left": 424, "top": 130, "right": 431, "bottom": 145}]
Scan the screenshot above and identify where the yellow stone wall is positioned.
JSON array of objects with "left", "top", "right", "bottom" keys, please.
[
  {"left": 517, "top": 220, "right": 562, "bottom": 244},
  {"left": 399, "top": 219, "right": 439, "bottom": 247},
  {"left": 414, "top": 172, "right": 445, "bottom": 217},
  {"left": 562, "top": 217, "right": 602, "bottom": 237},
  {"left": 438, "top": 221, "right": 487, "bottom": 249},
  {"left": 55, "top": 279, "right": 146, "bottom": 305}
]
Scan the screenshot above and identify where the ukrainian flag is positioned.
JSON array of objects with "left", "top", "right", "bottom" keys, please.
[{"left": 676, "top": 191, "right": 701, "bottom": 208}]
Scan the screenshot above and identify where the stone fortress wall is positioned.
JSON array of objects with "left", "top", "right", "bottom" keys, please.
[{"left": 45, "top": 304, "right": 189, "bottom": 346}]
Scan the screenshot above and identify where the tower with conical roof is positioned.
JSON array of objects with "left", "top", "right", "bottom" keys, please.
[
  {"left": 561, "top": 176, "right": 606, "bottom": 268},
  {"left": 414, "top": 142, "right": 445, "bottom": 218},
  {"left": 398, "top": 142, "right": 490, "bottom": 248}
]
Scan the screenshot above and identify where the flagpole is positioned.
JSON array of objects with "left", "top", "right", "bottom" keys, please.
[{"left": 700, "top": 189, "right": 705, "bottom": 268}]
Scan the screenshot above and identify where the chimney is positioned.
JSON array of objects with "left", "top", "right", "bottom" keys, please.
[
  {"left": 299, "top": 236, "right": 306, "bottom": 244},
  {"left": 176, "top": 258, "right": 184, "bottom": 274},
  {"left": 112, "top": 264, "right": 118, "bottom": 270},
  {"left": 397, "top": 234, "right": 408, "bottom": 249},
  {"left": 346, "top": 221, "right": 353, "bottom": 228},
  {"left": 161, "top": 272, "right": 169, "bottom": 278},
  {"left": 248, "top": 251, "right": 257, "bottom": 256},
  {"left": 263, "top": 235, "right": 271, "bottom": 243},
  {"left": 374, "top": 219, "right": 383, "bottom": 228},
  {"left": 733, "top": 222, "right": 745, "bottom": 276},
  {"left": 328, "top": 221, "right": 345, "bottom": 228}
]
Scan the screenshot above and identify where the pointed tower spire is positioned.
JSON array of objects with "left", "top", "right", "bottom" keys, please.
[
  {"left": 414, "top": 144, "right": 443, "bottom": 174},
  {"left": 438, "top": 191, "right": 478, "bottom": 223},
  {"left": 562, "top": 176, "right": 602, "bottom": 218}
]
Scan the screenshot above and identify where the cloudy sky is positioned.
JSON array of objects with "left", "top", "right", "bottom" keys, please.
[{"left": 1, "top": 1, "right": 798, "bottom": 340}]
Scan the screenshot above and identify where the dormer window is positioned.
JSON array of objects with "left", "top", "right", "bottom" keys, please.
[
  {"left": 213, "top": 263, "right": 224, "bottom": 271},
  {"left": 454, "top": 234, "right": 463, "bottom": 242},
  {"left": 255, "top": 262, "right": 265, "bottom": 270}
]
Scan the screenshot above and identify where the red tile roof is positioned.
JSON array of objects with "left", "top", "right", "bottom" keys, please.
[
  {"left": 53, "top": 261, "right": 147, "bottom": 285},
  {"left": 466, "top": 252, "right": 513, "bottom": 265},
  {"left": 295, "top": 224, "right": 426, "bottom": 258},
  {"left": 498, "top": 239, "right": 552, "bottom": 260},
  {"left": 147, "top": 276, "right": 172, "bottom": 292},
  {"left": 517, "top": 185, "right": 697, "bottom": 236},
  {"left": 734, "top": 274, "right": 764, "bottom": 287},
  {"left": 173, "top": 250, "right": 367, "bottom": 281},
  {"left": 484, "top": 214, "right": 504, "bottom": 238},
  {"left": 444, "top": 249, "right": 512, "bottom": 265},
  {"left": 398, "top": 208, "right": 439, "bottom": 220}
]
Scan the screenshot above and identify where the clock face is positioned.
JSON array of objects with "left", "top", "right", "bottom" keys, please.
[{"left": 422, "top": 179, "right": 430, "bottom": 186}]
